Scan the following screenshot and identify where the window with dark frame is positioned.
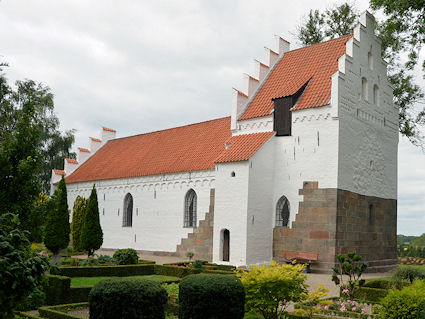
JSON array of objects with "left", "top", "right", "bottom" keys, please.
[
  {"left": 275, "top": 196, "right": 290, "bottom": 227},
  {"left": 184, "top": 189, "right": 197, "bottom": 228},
  {"left": 122, "top": 193, "right": 133, "bottom": 227}
]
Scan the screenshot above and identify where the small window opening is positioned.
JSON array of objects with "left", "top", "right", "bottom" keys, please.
[
  {"left": 118, "top": 208, "right": 120, "bottom": 216},
  {"left": 136, "top": 207, "right": 138, "bottom": 216},
  {"left": 368, "top": 51, "right": 373, "bottom": 70},
  {"left": 231, "top": 171, "right": 236, "bottom": 177},
  {"left": 368, "top": 204, "right": 375, "bottom": 225},
  {"left": 134, "top": 234, "right": 137, "bottom": 242},
  {"left": 373, "top": 84, "right": 380, "bottom": 106},
  {"left": 154, "top": 190, "right": 156, "bottom": 199},
  {"left": 362, "top": 77, "right": 368, "bottom": 101},
  {"left": 275, "top": 196, "right": 290, "bottom": 227},
  {"left": 317, "top": 131, "right": 320, "bottom": 146},
  {"left": 104, "top": 193, "right": 105, "bottom": 201},
  {"left": 102, "top": 208, "right": 104, "bottom": 216}
]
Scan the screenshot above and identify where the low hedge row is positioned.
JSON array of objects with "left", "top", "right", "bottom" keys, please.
[
  {"left": 45, "top": 275, "right": 72, "bottom": 306},
  {"left": 355, "top": 287, "right": 389, "bottom": 303},
  {"left": 154, "top": 264, "right": 201, "bottom": 278},
  {"left": 38, "top": 302, "right": 88, "bottom": 319},
  {"left": 58, "top": 264, "right": 155, "bottom": 277},
  {"left": 70, "top": 287, "right": 92, "bottom": 303},
  {"left": 15, "top": 312, "right": 42, "bottom": 319},
  {"left": 363, "top": 278, "right": 391, "bottom": 289}
]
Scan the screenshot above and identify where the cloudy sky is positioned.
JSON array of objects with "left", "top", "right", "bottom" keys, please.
[{"left": 1, "top": 0, "right": 424, "bottom": 235}]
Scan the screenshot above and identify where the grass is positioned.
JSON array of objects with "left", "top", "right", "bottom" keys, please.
[{"left": 71, "top": 275, "right": 180, "bottom": 287}]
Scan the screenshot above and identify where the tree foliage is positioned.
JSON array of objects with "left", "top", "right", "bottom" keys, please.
[
  {"left": 43, "top": 175, "right": 70, "bottom": 256},
  {"left": 237, "top": 261, "right": 308, "bottom": 319},
  {"left": 71, "top": 195, "right": 87, "bottom": 253},
  {"left": 0, "top": 213, "right": 49, "bottom": 318},
  {"left": 80, "top": 185, "right": 103, "bottom": 256},
  {"left": 296, "top": 2, "right": 425, "bottom": 146}
]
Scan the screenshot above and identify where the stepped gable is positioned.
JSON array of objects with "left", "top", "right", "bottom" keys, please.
[
  {"left": 239, "top": 35, "right": 352, "bottom": 120},
  {"left": 65, "top": 117, "right": 232, "bottom": 184}
]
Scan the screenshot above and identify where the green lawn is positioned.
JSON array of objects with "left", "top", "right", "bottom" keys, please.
[{"left": 71, "top": 275, "right": 180, "bottom": 287}]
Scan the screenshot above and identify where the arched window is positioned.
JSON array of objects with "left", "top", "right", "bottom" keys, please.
[
  {"left": 184, "top": 189, "right": 197, "bottom": 227},
  {"left": 361, "top": 77, "right": 368, "bottom": 101},
  {"left": 122, "top": 193, "right": 133, "bottom": 227},
  {"left": 373, "top": 84, "right": 380, "bottom": 106},
  {"left": 275, "top": 196, "right": 290, "bottom": 227}
]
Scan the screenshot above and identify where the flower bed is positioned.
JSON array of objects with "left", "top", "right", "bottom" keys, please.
[{"left": 295, "top": 297, "right": 381, "bottom": 318}]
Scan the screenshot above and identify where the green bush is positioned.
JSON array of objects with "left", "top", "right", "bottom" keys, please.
[
  {"left": 59, "top": 264, "right": 155, "bottom": 277},
  {"left": 155, "top": 265, "right": 200, "bottom": 278},
  {"left": 71, "top": 196, "right": 86, "bottom": 253},
  {"left": 379, "top": 280, "right": 425, "bottom": 318},
  {"left": 70, "top": 287, "right": 92, "bottom": 303},
  {"left": 97, "top": 255, "right": 115, "bottom": 264},
  {"left": 89, "top": 279, "right": 168, "bottom": 319},
  {"left": 113, "top": 248, "right": 139, "bottom": 265},
  {"left": 44, "top": 275, "right": 72, "bottom": 305},
  {"left": 192, "top": 260, "right": 204, "bottom": 271},
  {"left": 363, "top": 279, "right": 391, "bottom": 289},
  {"left": 392, "top": 265, "right": 425, "bottom": 284},
  {"left": 80, "top": 257, "right": 100, "bottom": 266},
  {"left": 354, "top": 286, "right": 389, "bottom": 302},
  {"left": 179, "top": 274, "right": 245, "bottom": 319}
]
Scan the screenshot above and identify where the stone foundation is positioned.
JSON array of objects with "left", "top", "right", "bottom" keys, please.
[{"left": 273, "top": 182, "right": 397, "bottom": 273}]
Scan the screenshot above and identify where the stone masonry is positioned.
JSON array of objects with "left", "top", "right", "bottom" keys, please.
[
  {"left": 176, "top": 189, "right": 215, "bottom": 261},
  {"left": 273, "top": 182, "right": 397, "bottom": 272}
]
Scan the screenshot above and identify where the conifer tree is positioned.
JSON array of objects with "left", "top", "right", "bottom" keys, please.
[
  {"left": 80, "top": 185, "right": 103, "bottom": 256},
  {"left": 43, "top": 175, "right": 70, "bottom": 257},
  {"left": 71, "top": 195, "right": 87, "bottom": 253}
]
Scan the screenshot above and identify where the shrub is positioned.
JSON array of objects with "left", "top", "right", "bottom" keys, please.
[
  {"left": 59, "top": 264, "right": 155, "bottom": 277},
  {"left": 237, "top": 261, "right": 307, "bottom": 319},
  {"left": 89, "top": 279, "right": 168, "bottom": 319},
  {"left": 192, "top": 260, "right": 204, "bottom": 271},
  {"left": 44, "top": 176, "right": 70, "bottom": 257},
  {"left": 80, "top": 185, "right": 103, "bottom": 257},
  {"left": 332, "top": 252, "right": 367, "bottom": 299},
  {"left": 379, "top": 280, "right": 425, "bottom": 319},
  {"left": 97, "top": 255, "right": 115, "bottom": 264},
  {"left": 392, "top": 265, "right": 425, "bottom": 284},
  {"left": 0, "top": 214, "right": 49, "bottom": 318},
  {"left": 186, "top": 251, "right": 194, "bottom": 261},
  {"left": 71, "top": 196, "right": 86, "bottom": 253},
  {"left": 363, "top": 279, "right": 391, "bottom": 289},
  {"left": 44, "top": 274, "right": 72, "bottom": 305},
  {"left": 354, "top": 286, "right": 389, "bottom": 302},
  {"left": 179, "top": 274, "right": 245, "bottom": 319},
  {"left": 80, "top": 257, "right": 100, "bottom": 266},
  {"left": 154, "top": 265, "right": 200, "bottom": 278},
  {"left": 164, "top": 283, "right": 179, "bottom": 315},
  {"left": 113, "top": 248, "right": 139, "bottom": 265}
]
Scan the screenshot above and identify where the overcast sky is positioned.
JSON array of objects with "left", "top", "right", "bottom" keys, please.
[{"left": 1, "top": 0, "right": 424, "bottom": 235}]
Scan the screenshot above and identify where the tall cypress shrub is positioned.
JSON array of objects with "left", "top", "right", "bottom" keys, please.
[
  {"left": 71, "top": 195, "right": 86, "bottom": 253},
  {"left": 44, "top": 175, "right": 70, "bottom": 257},
  {"left": 80, "top": 185, "right": 103, "bottom": 256}
]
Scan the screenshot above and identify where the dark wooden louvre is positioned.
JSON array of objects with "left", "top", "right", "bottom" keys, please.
[{"left": 273, "top": 81, "right": 309, "bottom": 136}]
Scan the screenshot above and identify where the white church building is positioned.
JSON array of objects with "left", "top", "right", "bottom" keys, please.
[{"left": 52, "top": 12, "right": 398, "bottom": 271}]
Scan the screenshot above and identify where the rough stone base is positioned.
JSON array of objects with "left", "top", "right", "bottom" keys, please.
[{"left": 273, "top": 181, "right": 397, "bottom": 273}]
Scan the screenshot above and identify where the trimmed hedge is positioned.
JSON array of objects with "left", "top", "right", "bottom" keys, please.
[
  {"left": 179, "top": 274, "right": 245, "bottom": 319},
  {"left": 354, "top": 287, "right": 389, "bottom": 303},
  {"left": 155, "top": 264, "right": 200, "bottom": 278},
  {"left": 44, "top": 275, "right": 72, "bottom": 305},
  {"left": 89, "top": 279, "right": 168, "bottom": 319},
  {"left": 113, "top": 248, "right": 139, "bottom": 265},
  {"left": 39, "top": 302, "right": 87, "bottom": 319},
  {"left": 363, "top": 278, "right": 391, "bottom": 289},
  {"left": 58, "top": 264, "right": 155, "bottom": 277},
  {"left": 70, "top": 287, "right": 92, "bottom": 303},
  {"left": 16, "top": 311, "right": 43, "bottom": 319}
]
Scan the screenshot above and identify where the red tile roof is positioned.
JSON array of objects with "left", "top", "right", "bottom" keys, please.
[
  {"left": 240, "top": 35, "right": 352, "bottom": 120},
  {"left": 53, "top": 169, "right": 66, "bottom": 176},
  {"left": 215, "top": 132, "right": 274, "bottom": 163},
  {"left": 66, "top": 117, "right": 233, "bottom": 184},
  {"left": 78, "top": 147, "right": 90, "bottom": 153},
  {"left": 102, "top": 126, "right": 116, "bottom": 132},
  {"left": 66, "top": 158, "right": 78, "bottom": 164},
  {"left": 90, "top": 137, "right": 102, "bottom": 142}
]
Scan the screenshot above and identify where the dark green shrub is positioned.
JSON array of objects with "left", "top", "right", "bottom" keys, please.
[
  {"left": 70, "top": 287, "right": 92, "bottom": 303},
  {"left": 80, "top": 257, "right": 99, "bottom": 266},
  {"left": 392, "top": 265, "right": 425, "bottom": 284},
  {"left": 192, "top": 260, "right": 204, "bottom": 271},
  {"left": 179, "top": 274, "right": 245, "bottom": 319},
  {"left": 59, "top": 264, "right": 155, "bottom": 277},
  {"left": 80, "top": 185, "right": 103, "bottom": 257},
  {"left": 354, "top": 286, "right": 389, "bottom": 302},
  {"left": 71, "top": 196, "right": 86, "bottom": 253},
  {"left": 363, "top": 278, "right": 391, "bottom": 289},
  {"left": 113, "top": 248, "right": 139, "bottom": 265},
  {"left": 379, "top": 280, "right": 425, "bottom": 318},
  {"left": 97, "top": 255, "right": 115, "bottom": 264},
  {"left": 89, "top": 279, "right": 168, "bottom": 319},
  {"left": 44, "top": 275, "right": 71, "bottom": 305},
  {"left": 44, "top": 176, "right": 70, "bottom": 257},
  {"left": 155, "top": 265, "right": 200, "bottom": 278}
]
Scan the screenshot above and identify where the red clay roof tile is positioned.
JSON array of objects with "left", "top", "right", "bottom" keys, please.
[
  {"left": 66, "top": 117, "right": 232, "bottom": 184},
  {"left": 78, "top": 147, "right": 90, "bottom": 153},
  {"left": 90, "top": 137, "right": 102, "bottom": 142},
  {"left": 102, "top": 126, "right": 116, "bottom": 132},
  {"left": 240, "top": 35, "right": 352, "bottom": 120},
  {"left": 215, "top": 132, "right": 274, "bottom": 163},
  {"left": 66, "top": 158, "right": 78, "bottom": 164},
  {"left": 53, "top": 169, "right": 66, "bottom": 176}
]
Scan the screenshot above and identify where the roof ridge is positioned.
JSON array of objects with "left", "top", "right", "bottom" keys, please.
[
  {"left": 111, "top": 116, "right": 230, "bottom": 142},
  {"left": 288, "top": 34, "right": 352, "bottom": 54}
]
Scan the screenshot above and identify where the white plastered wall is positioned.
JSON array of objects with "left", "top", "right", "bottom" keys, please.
[
  {"left": 336, "top": 12, "right": 398, "bottom": 199},
  {"left": 66, "top": 170, "right": 214, "bottom": 251},
  {"left": 213, "top": 161, "right": 250, "bottom": 266}
]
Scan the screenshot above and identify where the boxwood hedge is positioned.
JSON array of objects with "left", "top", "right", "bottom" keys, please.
[{"left": 179, "top": 274, "right": 245, "bottom": 319}]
